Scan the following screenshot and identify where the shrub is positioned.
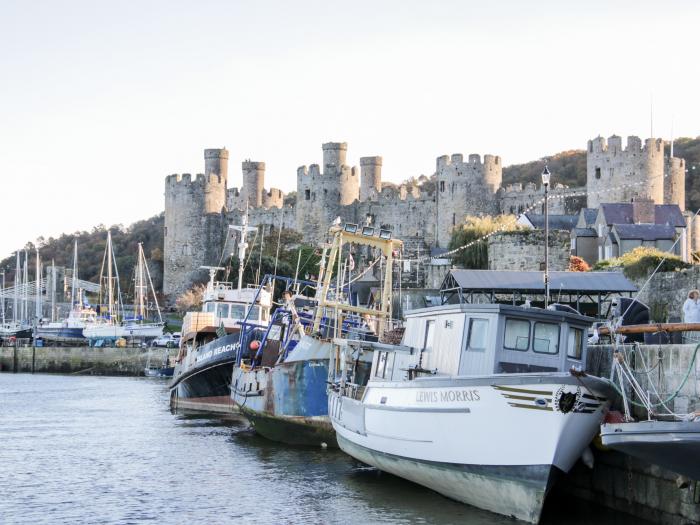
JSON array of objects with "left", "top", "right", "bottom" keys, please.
[
  {"left": 448, "top": 215, "right": 520, "bottom": 269},
  {"left": 592, "top": 246, "right": 691, "bottom": 279},
  {"left": 569, "top": 256, "right": 590, "bottom": 272}
]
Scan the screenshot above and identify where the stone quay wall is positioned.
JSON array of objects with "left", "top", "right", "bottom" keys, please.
[
  {"left": 487, "top": 229, "right": 571, "bottom": 271},
  {"left": 565, "top": 344, "right": 700, "bottom": 524},
  {"left": 0, "top": 346, "right": 175, "bottom": 376}
]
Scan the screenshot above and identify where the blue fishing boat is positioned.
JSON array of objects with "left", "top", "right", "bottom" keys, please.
[{"left": 231, "top": 223, "right": 402, "bottom": 446}]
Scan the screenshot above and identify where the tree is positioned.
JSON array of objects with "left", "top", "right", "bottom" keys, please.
[{"left": 449, "top": 215, "right": 520, "bottom": 269}]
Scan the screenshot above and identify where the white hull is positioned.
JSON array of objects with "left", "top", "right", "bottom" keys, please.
[
  {"left": 83, "top": 322, "right": 164, "bottom": 340},
  {"left": 330, "top": 375, "right": 612, "bottom": 523}
]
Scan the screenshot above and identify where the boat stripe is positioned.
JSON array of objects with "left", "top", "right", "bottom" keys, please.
[
  {"left": 508, "top": 403, "right": 553, "bottom": 411},
  {"left": 582, "top": 393, "right": 607, "bottom": 402},
  {"left": 493, "top": 385, "right": 551, "bottom": 395},
  {"left": 502, "top": 394, "right": 552, "bottom": 403}
]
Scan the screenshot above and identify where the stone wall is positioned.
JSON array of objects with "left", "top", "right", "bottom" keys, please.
[
  {"left": 487, "top": 230, "right": 571, "bottom": 271},
  {"left": 628, "top": 266, "right": 700, "bottom": 323},
  {"left": 0, "top": 346, "right": 176, "bottom": 376}
]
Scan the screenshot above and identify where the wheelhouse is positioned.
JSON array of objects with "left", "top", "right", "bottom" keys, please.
[{"left": 372, "top": 304, "right": 593, "bottom": 380}]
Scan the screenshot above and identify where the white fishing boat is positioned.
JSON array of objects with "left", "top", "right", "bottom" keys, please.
[{"left": 328, "top": 303, "right": 616, "bottom": 524}]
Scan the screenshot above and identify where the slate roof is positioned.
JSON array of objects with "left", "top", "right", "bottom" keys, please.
[
  {"left": 580, "top": 208, "right": 598, "bottom": 227},
  {"left": 523, "top": 214, "right": 578, "bottom": 231},
  {"left": 442, "top": 269, "right": 637, "bottom": 293},
  {"left": 612, "top": 224, "right": 677, "bottom": 241},
  {"left": 655, "top": 205, "right": 686, "bottom": 227},
  {"left": 573, "top": 228, "right": 597, "bottom": 238},
  {"left": 600, "top": 203, "right": 634, "bottom": 225}
]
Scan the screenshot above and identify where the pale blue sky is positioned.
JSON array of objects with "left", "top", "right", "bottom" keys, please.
[{"left": 1, "top": 1, "right": 698, "bottom": 258}]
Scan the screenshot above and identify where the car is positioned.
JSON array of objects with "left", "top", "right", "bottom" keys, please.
[{"left": 152, "top": 334, "right": 175, "bottom": 348}]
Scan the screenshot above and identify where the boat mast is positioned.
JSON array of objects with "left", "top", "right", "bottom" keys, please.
[
  {"left": 13, "top": 252, "right": 19, "bottom": 324},
  {"left": 70, "top": 240, "right": 78, "bottom": 309},
  {"left": 228, "top": 207, "right": 257, "bottom": 292},
  {"left": 51, "top": 260, "right": 56, "bottom": 322},
  {"left": 140, "top": 243, "right": 162, "bottom": 323},
  {"left": 22, "top": 250, "right": 28, "bottom": 323},
  {"left": 135, "top": 243, "right": 145, "bottom": 319},
  {"left": 0, "top": 270, "right": 5, "bottom": 326},
  {"left": 107, "top": 231, "right": 114, "bottom": 321},
  {"left": 35, "top": 247, "right": 41, "bottom": 322}
]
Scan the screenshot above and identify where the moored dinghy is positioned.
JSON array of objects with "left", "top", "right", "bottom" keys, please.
[{"left": 328, "top": 303, "right": 616, "bottom": 524}]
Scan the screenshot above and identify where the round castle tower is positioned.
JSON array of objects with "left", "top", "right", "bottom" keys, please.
[
  {"left": 586, "top": 135, "right": 664, "bottom": 208},
  {"left": 435, "top": 152, "right": 503, "bottom": 247},
  {"left": 296, "top": 142, "right": 360, "bottom": 243},
  {"left": 242, "top": 161, "right": 265, "bottom": 208},
  {"left": 360, "top": 156, "right": 382, "bottom": 201},
  {"left": 163, "top": 148, "right": 228, "bottom": 298},
  {"left": 665, "top": 157, "right": 686, "bottom": 211}
]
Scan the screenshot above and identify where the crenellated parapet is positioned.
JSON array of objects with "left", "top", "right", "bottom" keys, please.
[{"left": 587, "top": 134, "right": 665, "bottom": 208}]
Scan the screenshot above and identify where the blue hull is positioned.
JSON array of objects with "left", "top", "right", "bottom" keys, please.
[
  {"left": 231, "top": 358, "right": 335, "bottom": 446},
  {"left": 34, "top": 326, "right": 85, "bottom": 343}
]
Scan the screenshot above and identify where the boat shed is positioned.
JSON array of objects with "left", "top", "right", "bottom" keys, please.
[{"left": 440, "top": 269, "right": 637, "bottom": 318}]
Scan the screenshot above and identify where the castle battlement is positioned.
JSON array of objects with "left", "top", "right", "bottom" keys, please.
[
  {"left": 436, "top": 153, "right": 501, "bottom": 169},
  {"left": 165, "top": 173, "right": 225, "bottom": 186},
  {"left": 588, "top": 135, "right": 663, "bottom": 155}
]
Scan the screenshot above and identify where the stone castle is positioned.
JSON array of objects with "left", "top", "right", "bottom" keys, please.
[{"left": 163, "top": 135, "right": 686, "bottom": 297}]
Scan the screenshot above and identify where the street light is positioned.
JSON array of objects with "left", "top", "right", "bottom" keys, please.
[{"left": 541, "top": 165, "right": 551, "bottom": 308}]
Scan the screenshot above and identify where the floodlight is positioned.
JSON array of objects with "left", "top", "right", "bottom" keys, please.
[
  {"left": 362, "top": 226, "right": 375, "bottom": 236},
  {"left": 379, "top": 229, "right": 392, "bottom": 240},
  {"left": 344, "top": 223, "right": 358, "bottom": 233}
]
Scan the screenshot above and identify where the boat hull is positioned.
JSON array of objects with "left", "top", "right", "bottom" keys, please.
[
  {"left": 330, "top": 374, "right": 614, "bottom": 524},
  {"left": 34, "top": 326, "right": 86, "bottom": 344},
  {"left": 232, "top": 357, "right": 337, "bottom": 446},
  {"left": 601, "top": 421, "right": 700, "bottom": 479},
  {"left": 169, "top": 333, "right": 241, "bottom": 415},
  {"left": 84, "top": 322, "right": 164, "bottom": 340}
]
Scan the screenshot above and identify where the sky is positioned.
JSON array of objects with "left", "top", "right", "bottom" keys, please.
[{"left": 1, "top": 0, "right": 699, "bottom": 258}]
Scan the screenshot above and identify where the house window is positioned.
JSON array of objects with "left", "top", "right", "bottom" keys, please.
[
  {"left": 571, "top": 237, "right": 577, "bottom": 251},
  {"left": 595, "top": 167, "right": 601, "bottom": 179},
  {"left": 440, "top": 181, "right": 445, "bottom": 192},
  {"left": 604, "top": 245, "right": 612, "bottom": 259},
  {"left": 305, "top": 189, "right": 310, "bottom": 200}
]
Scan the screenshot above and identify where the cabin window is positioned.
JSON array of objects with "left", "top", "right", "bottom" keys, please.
[
  {"left": 467, "top": 318, "right": 489, "bottom": 351},
  {"left": 375, "top": 351, "right": 388, "bottom": 378},
  {"left": 247, "top": 305, "right": 261, "bottom": 321},
  {"left": 216, "top": 303, "right": 230, "bottom": 319},
  {"left": 504, "top": 318, "right": 530, "bottom": 351},
  {"left": 205, "top": 303, "right": 216, "bottom": 313},
  {"left": 230, "top": 304, "right": 246, "bottom": 319},
  {"left": 533, "top": 322, "right": 560, "bottom": 354},
  {"left": 423, "top": 320, "right": 436, "bottom": 352},
  {"left": 567, "top": 327, "right": 583, "bottom": 359}
]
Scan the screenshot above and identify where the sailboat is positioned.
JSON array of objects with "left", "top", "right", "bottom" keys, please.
[
  {"left": 0, "top": 251, "right": 33, "bottom": 341},
  {"left": 35, "top": 240, "right": 97, "bottom": 344},
  {"left": 83, "top": 231, "right": 124, "bottom": 341},
  {"left": 121, "top": 243, "right": 165, "bottom": 339}
]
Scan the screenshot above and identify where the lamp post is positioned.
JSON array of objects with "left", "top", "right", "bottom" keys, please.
[{"left": 542, "top": 165, "right": 551, "bottom": 308}]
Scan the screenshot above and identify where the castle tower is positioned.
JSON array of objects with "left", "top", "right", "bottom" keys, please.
[
  {"left": 435, "top": 152, "right": 502, "bottom": 247},
  {"left": 163, "top": 149, "right": 228, "bottom": 298},
  {"left": 322, "top": 142, "right": 347, "bottom": 172},
  {"left": 586, "top": 135, "right": 664, "bottom": 208},
  {"left": 665, "top": 157, "right": 686, "bottom": 211},
  {"left": 242, "top": 161, "right": 265, "bottom": 208},
  {"left": 360, "top": 156, "right": 382, "bottom": 201},
  {"left": 204, "top": 148, "right": 229, "bottom": 181}
]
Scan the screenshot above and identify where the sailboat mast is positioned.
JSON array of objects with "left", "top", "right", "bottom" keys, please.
[
  {"left": 51, "top": 260, "right": 56, "bottom": 322},
  {"left": 13, "top": 252, "right": 19, "bottom": 323},
  {"left": 140, "top": 243, "right": 162, "bottom": 323},
  {"left": 238, "top": 212, "right": 249, "bottom": 292},
  {"left": 70, "top": 240, "right": 78, "bottom": 308},
  {"left": 35, "top": 247, "right": 41, "bottom": 321},
  {"left": 23, "top": 250, "right": 28, "bottom": 322},
  {"left": 107, "top": 232, "right": 114, "bottom": 320}
]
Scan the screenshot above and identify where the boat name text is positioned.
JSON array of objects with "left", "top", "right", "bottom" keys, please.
[
  {"left": 196, "top": 342, "right": 240, "bottom": 362},
  {"left": 415, "top": 389, "right": 480, "bottom": 403}
]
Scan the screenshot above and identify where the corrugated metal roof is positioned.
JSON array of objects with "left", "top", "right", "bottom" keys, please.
[{"left": 443, "top": 269, "right": 637, "bottom": 293}]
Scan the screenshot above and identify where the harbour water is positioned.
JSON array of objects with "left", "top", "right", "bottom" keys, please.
[{"left": 1, "top": 374, "right": 647, "bottom": 524}]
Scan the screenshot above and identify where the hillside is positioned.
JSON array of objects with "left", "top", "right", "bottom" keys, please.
[{"left": 0, "top": 214, "right": 165, "bottom": 295}]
